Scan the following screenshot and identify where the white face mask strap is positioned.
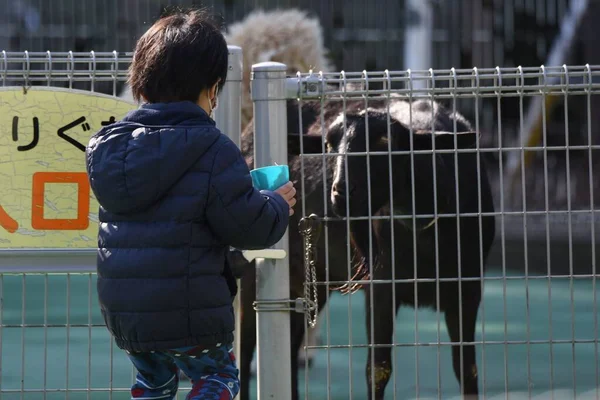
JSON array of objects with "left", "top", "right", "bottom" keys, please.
[
  {"left": 213, "top": 86, "right": 219, "bottom": 109},
  {"left": 208, "top": 85, "right": 219, "bottom": 118}
]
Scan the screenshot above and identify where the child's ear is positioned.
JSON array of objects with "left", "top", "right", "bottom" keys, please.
[{"left": 287, "top": 133, "right": 325, "bottom": 155}]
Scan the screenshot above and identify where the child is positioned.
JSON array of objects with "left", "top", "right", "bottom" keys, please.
[{"left": 85, "top": 8, "right": 295, "bottom": 400}]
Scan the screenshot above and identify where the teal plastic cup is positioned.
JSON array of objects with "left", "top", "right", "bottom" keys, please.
[{"left": 250, "top": 165, "right": 289, "bottom": 191}]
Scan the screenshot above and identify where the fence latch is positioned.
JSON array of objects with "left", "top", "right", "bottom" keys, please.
[{"left": 252, "top": 297, "right": 317, "bottom": 314}]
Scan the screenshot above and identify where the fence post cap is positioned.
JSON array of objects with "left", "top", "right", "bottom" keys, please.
[
  {"left": 227, "top": 45, "right": 242, "bottom": 55},
  {"left": 224, "top": 45, "right": 243, "bottom": 82},
  {"left": 252, "top": 61, "right": 287, "bottom": 72}
]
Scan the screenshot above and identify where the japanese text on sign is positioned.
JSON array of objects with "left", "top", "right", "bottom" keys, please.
[{"left": 0, "top": 87, "right": 136, "bottom": 249}]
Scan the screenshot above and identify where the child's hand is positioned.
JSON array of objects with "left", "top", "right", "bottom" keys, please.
[{"left": 274, "top": 181, "right": 297, "bottom": 216}]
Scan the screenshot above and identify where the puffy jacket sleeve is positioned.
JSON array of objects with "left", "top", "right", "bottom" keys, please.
[{"left": 205, "top": 136, "right": 290, "bottom": 250}]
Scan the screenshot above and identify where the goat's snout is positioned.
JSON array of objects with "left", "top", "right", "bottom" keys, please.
[{"left": 332, "top": 181, "right": 355, "bottom": 198}]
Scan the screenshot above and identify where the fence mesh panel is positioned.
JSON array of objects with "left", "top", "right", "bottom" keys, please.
[
  {"left": 285, "top": 66, "right": 599, "bottom": 399},
  {"left": 2, "top": 52, "right": 600, "bottom": 398}
]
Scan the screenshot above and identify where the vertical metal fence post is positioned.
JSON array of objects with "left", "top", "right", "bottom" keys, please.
[
  {"left": 215, "top": 45, "right": 243, "bottom": 147},
  {"left": 251, "top": 61, "right": 291, "bottom": 400},
  {"left": 212, "top": 46, "right": 244, "bottom": 396},
  {"left": 403, "top": 0, "right": 433, "bottom": 90}
]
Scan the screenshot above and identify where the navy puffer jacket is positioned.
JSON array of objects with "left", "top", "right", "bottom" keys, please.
[{"left": 85, "top": 101, "right": 289, "bottom": 353}]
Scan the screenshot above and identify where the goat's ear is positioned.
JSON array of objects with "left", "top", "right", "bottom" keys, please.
[
  {"left": 411, "top": 130, "right": 479, "bottom": 150},
  {"left": 288, "top": 133, "right": 325, "bottom": 155}
]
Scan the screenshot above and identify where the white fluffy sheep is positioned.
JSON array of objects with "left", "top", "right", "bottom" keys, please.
[{"left": 223, "top": 8, "right": 334, "bottom": 129}]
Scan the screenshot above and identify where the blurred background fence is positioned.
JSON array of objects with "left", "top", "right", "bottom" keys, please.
[
  {"left": 0, "top": 0, "right": 585, "bottom": 73},
  {"left": 4, "top": 0, "right": 596, "bottom": 269}
]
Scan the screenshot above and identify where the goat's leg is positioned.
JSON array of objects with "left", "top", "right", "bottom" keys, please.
[
  {"left": 364, "top": 285, "right": 395, "bottom": 400},
  {"left": 444, "top": 284, "right": 481, "bottom": 400},
  {"left": 238, "top": 262, "right": 257, "bottom": 400},
  {"left": 290, "top": 311, "right": 305, "bottom": 400}
]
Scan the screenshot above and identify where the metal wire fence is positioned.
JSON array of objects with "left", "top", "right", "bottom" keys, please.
[
  {"left": 1, "top": 52, "right": 599, "bottom": 399},
  {"left": 1, "top": 50, "right": 131, "bottom": 96},
  {"left": 0, "top": 0, "right": 585, "bottom": 75},
  {"left": 1, "top": 272, "right": 139, "bottom": 399},
  {"left": 248, "top": 62, "right": 599, "bottom": 399}
]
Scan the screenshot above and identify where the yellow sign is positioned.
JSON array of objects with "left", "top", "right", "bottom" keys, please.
[{"left": 0, "top": 87, "right": 136, "bottom": 249}]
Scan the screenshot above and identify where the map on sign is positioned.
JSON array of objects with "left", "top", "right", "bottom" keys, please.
[{"left": 0, "top": 87, "right": 136, "bottom": 249}]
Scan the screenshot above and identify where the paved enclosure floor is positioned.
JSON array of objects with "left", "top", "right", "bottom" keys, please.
[{"left": 1, "top": 269, "right": 599, "bottom": 399}]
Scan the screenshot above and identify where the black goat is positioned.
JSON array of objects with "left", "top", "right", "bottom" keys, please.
[{"left": 324, "top": 99, "right": 496, "bottom": 399}]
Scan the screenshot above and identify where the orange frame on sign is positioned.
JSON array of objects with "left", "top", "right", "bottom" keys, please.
[{"left": 31, "top": 172, "right": 90, "bottom": 230}]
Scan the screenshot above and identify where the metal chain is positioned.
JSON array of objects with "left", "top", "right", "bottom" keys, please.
[{"left": 298, "top": 213, "right": 322, "bottom": 328}]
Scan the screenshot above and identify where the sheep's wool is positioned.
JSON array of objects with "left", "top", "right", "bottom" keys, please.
[{"left": 224, "top": 8, "right": 334, "bottom": 130}]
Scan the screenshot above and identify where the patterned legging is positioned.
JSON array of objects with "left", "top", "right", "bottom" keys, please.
[{"left": 126, "top": 343, "right": 239, "bottom": 400}]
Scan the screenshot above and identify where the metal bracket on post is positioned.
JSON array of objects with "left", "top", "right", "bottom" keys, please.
[
  {"left": 285, "top": 72, "right": 324, "bottom": 99},
  {"left": 244, "top": 250, "right": 316, "bottom": 314},
  {"left": 251, "top": 61, "right": 292, "bottom": 400},
  {"left": 241, "top": 249, "right": 286, "bottom": 262},
  {"left": 252, "top": 297, "right": 317, "bottom": 313}
]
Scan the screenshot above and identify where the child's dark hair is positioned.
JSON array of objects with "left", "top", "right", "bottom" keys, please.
[{"left": 128, "top": 7, "right": 228, "bottom": 103}]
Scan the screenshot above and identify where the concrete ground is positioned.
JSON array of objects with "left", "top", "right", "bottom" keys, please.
[{"left": 0, "top": 268, "right": 598, "bottom": 399}]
